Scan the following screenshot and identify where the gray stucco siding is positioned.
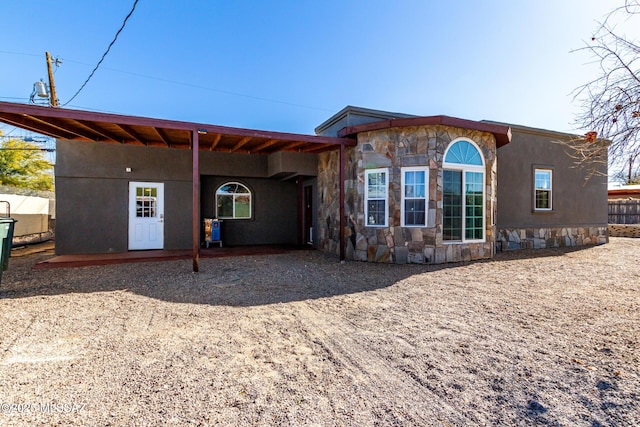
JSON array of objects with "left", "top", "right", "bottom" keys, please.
[
  {"left": 55, "top": 140, "right": 312, "bottom": 254},
  {"left": 201, "top": 176, "right": 298, "bottom": 246},
  {"left": 496, "top": 129, "right": 608, "bottom": 229},
  {"left": 55, "top": 177, "right": 129, "bottom": 254}
]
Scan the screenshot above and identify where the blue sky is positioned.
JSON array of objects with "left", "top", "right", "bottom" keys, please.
[{"left": 0, "top": 0, "right": 622, "bottom": 136}]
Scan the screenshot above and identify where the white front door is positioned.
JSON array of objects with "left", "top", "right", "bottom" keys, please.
[{"left": 128, "top": 182, "right": 164, "bottom": 250}]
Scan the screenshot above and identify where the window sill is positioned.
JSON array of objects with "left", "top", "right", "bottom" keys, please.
[{"left": 443, "top": 239, "right": 486, "bottom": 244}]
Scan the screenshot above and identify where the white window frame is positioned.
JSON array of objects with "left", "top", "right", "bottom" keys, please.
[
  {"left": 534, "top": 168, "right": 553, "bottom": 211},
  {"left": 364, "top": 168, "right": 389, "bottom": 227},
  {"left": 401, "top": 167, "right": 428, "bottom": 227},
  {"left": 215, "top": 181, "right": 252, "bottom": 219},
  {"left": 442, "top": 138, "right": 486, "bottom": 243}
]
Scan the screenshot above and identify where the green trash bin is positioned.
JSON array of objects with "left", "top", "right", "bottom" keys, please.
[{"left": 0, "top": 218, "right": 16, "bottom": 284}]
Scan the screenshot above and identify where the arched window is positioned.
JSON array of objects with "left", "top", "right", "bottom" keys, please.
[
  {"left": 216, "top": 182, "right": 252, "bottom": 219},
  {"left": 442, "top": 139, "right": 485, "bottom": 242}
]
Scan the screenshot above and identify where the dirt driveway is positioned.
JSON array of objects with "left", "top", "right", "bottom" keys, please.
[{"left": 0, "top": 238, "right": 638, "bottom": 426}]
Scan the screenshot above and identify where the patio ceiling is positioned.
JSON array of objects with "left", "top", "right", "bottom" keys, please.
[{"left": 0, "top": 102, "right": 353, "bottom": 154}]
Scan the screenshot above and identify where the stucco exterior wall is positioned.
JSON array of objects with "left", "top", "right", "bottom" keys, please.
[
  {"left": 56, "top": 140, "right": 314, "bottom": 255},
  {"left": 56, "top": 139, "right": 194, "bottom": 254},
  {"left": 318, "top": 125, "right": 498, "bottom": 264},
  {"left": 201, "top": 176, "right": 298, "bottom": 246},
  {"left": 495, "top": 127, "right": 609, "bottom": 251}
]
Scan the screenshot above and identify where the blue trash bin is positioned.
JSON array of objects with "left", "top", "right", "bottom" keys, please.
[{"left": 204, "top": 218, "right": 222, "bottom": 248}]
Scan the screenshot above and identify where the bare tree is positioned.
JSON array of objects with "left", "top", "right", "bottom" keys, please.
[{"left": 570, "top": 0, "right": 640, "bottom": 182}]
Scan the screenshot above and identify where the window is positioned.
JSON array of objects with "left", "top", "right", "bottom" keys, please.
[
  {"left": 443, "top": 170, "right": 462, "bottom": 240},
  {"left": 534, "top": 169, "right": 552, "bottom": 210},
  {"left": 136, "top": 186, "right": 157, "bottom": 218},
  {"left": 443, "top": 139, "right": 485, "bottom": 242},
  {"left": 401, "top": 167, "right": 428, "bottom": 226},
  {"left": 216, "top": 182, "right": 252, "bottom": 219},
  {"left": 365, "top": 168, "right": 388, "bottom": 227}
]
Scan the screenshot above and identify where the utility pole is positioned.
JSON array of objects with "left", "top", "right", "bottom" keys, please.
[{"left": 45, "top": 51, "right": 58, "bottom": 107}]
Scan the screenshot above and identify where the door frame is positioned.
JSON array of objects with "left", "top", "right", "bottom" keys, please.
[{"left": 128, "top": 181, "right": 165, "bottom": 250}]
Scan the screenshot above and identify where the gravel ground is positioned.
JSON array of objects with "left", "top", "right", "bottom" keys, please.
[{"left": 0, "top": 238, "right": 639, "bottom": 426}]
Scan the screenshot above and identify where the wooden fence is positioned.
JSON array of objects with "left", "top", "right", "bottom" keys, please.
[{"left": 609, "top": 200, "right": 640, "bottom": 224}]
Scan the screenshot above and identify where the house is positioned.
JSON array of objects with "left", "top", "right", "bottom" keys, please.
[
  {"left": 0, "top": 192, "right": 54, "bottom": 245},
  {"left": 315, "top": 107, "right": 608, "bottom": 263},
  {"left": 0, "top": 102, "right": 608, "bottom": 270},
  {"left": 608, "top": 184, "right": 640, "bottom": 200},
  {"left": 608, "top": 185, "right": 640, "bottom": 236}
]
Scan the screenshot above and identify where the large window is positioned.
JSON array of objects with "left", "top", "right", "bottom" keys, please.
[
  {"left": 534, "top": 169, "right": 552, "bottom": 211},
  {"left": 216, "top": 182, "right": 252, "bottom": 219},
  {"left": 401, "top": 167, "right": 428, "bottom": 226},
  {"left": 443, "top": 139, "right": 485, "bottom": 242},
  {"left": 365, "top": 168, "right": 388, "bottom": 227},
  {"left": 443, "top": 170, "right": 462, "bottom": 240}
]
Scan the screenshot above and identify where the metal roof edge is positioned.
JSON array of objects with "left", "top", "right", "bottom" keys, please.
[
  {"left": 337, "top": 115, "right": 512, "bottom": 147},
  {"left": 314, "top": 105, "right": 417, "bottom": 135}
]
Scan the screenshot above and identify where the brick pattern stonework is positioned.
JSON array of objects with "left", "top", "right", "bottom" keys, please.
[
  {"left": 496, "top": 226, "right": 608, "bottom": 251},
  {"left": 318, "top": 125, "right": 498, "bottom": 264},
  {"left": 608, "top": 224, "right": 640, "bottom": 238}
]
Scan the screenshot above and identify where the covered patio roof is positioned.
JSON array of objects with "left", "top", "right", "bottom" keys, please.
[
  {"left": 0, "top": 101, "right": 353, "bottom": 153},
  {"left": 0, "top": 101, "right": 353, "bottom": 272}
]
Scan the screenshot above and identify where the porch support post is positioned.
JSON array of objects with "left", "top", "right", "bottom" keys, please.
[
  {"left": 339, "top": 144, "right": 345, "bottom": 261},
  {"left": 192, "top": 130, "right": 200, "bottom": 272},
  {"left": 297, "top": 177, "right": 304, "bottom": 247}
]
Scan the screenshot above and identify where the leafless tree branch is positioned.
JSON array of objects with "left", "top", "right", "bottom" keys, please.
[{"left": 564, "top": 0, "right": 640, "bottom": 182}]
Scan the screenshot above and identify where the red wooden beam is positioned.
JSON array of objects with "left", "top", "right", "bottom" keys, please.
[
  {"left": 230, "top": 136, "right": 252, "bottom": 152},
  {"left": 0, "top": 101, "right": 352, "bottom": 147},
  {"left": 192, "top": 130, "right": 200, "bottom": 272},
  {"left": 282, "top": 141, "right": 307, "bottom": 151},
  {"left": 297, "top": 177, "right": 304, "bottom": 247},
  {"left": 152, "top": 127, "right": 172, "bottom": 146},
  {"left": 73, "top": 119, "right": 121, "bottom": 143},
  {"left": 0, "top": 114, "right": 73, "bottom": 139},
  {"left": 301, "top": 143, "right": 338, "bottom": 153},
  {"left": 116, "top": 124, "right": 147, "bottom": 145},
  {"left": 209, "top": 134, "right": 222, "bottom": 151},
  {"left": 25, "top": 115, "right": 98, "bottom": 141},
  {"left": 337, "top": 115, "right": 512, "bottom": 147},
  {"left": 251, "top": 138, "right": 279, "bottom": 152}
]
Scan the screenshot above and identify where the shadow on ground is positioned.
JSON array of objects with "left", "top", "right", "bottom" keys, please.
[{"left": 0, "top": 244, "right": 599, "bottom": 307}]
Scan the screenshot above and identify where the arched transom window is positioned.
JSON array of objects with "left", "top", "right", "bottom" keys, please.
[
  {"left": 216, "top": 182, "right": 252, "bottom": 219},
  {"left": 442, "top": 139, "right": 485, "bottom": 242}
]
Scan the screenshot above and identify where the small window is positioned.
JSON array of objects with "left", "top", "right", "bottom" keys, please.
[
  {"left": 534, "top": 169, "right": 552, "bottom": 210},
  {"left": 216, "top": 182, "right": 252, "bottom": 219},
  {"left": 401, "top": 167, "right": 428, "bottom": 226},
  {"left": 365, "top": 168, "right": 388, "bottom": 227},
  {"left": 136, "top": 186, "right": 157, "bottom": 218},
  {"left": 444, "top": 139, "right": 483, "bottom": 166}
]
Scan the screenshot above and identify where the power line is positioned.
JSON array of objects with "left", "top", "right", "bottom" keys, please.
[
  {"left": 0, "top": 51, "right": 334, "bottom": 113},
  {"left": 62, "top": 0, "right": 140, "bottom": 107},
  {"left": 60, "top": 58, "right": 334, "bottom": 113},
  {"left": 97, "top": 67, "right": 335, "bottom": 112}
]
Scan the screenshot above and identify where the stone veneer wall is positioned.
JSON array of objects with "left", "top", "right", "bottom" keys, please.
[
  {"left": 318, "top": 125, "right": 498, "bottom": 264},
  {"left": 496, "top": 226, "right": 608, "bottom": 251},
  {"left": 317, "top": 148, "right": 350, "bottom": 255}
]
